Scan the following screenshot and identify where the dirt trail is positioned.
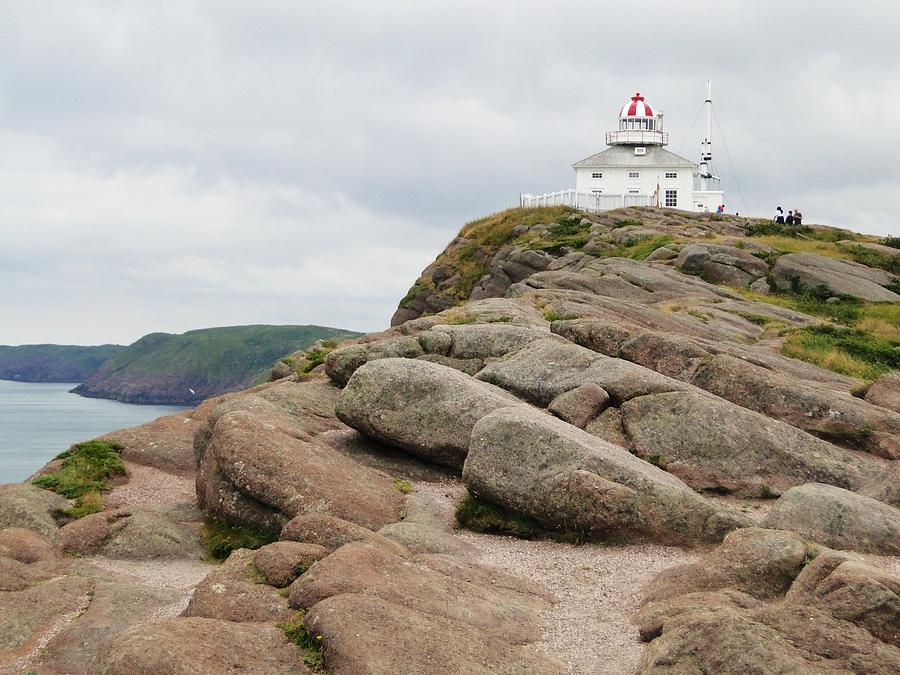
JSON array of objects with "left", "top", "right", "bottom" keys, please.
[{"left": 411, "top": 480, "right": 700, "bottom": 674}]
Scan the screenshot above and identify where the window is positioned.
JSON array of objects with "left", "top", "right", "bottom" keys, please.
[
  {"left": 591, "top": 189, "right": 603, "bottom": 194},
  {"left": 628, "top": 171, "right": 640, "bottom": 178},
  {"left": 591, "top": 172, "right": 603, "bottom": 179},
  {"left": 665, "top": 189, "right": 677, "bottom": 207},
  {"left": 627, "top": 189, "right": 640, "bottom": 194},
  {"left": 665, "top": 172, "right": 677, "bottom": 179}
]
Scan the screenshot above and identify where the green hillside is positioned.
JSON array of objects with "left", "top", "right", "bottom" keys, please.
[
  {"left": 0, "top": 344, "right": 125, "bottom": 382},
  {"left": 72, "top": 325, "right": 361, "bottom": 405}
]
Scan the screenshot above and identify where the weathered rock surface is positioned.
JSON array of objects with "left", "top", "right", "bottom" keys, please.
[
  {"left": 94, "top": 617, "right": 311, "bottom": 674},
  {"left": 335, "top": 358, "right": 521, "bottom": 469},
  {"left": 464, "top": 406, "right": 750, "bottom": 545},
  {"left": 307, "top": 593, "right": 565, "bottom": 674},
  {"left": 642, "top": 528, "right": 814, "bottom": 603},
  {"left": 58, "top": 507, "right": 200, "bottom": 559},
  {"left": 182, "top": 548, "right": 292, "bottom": 623},
  {"left": 675, "top": 242, "right": 769, "bottom": 286},
  {"left": 253, "top": 541, "right": 328, "bottom": 587},
  {"left": 620, "top": 391, "right": 883, "bottom": 495},
  {"left": 280, "top": 513, "right": 406, "bottom": 555},
  {"left": 0, "top": 483, "right": 70, "bottom": 538},
  {"left": 547, "top": 382, "right": 610, "bottom": 428},
  {"left": 100, "top": 411, "right": 203, "bottom": 475},
  {"left": 770, "top": 251, "right": 900, "bottom": 301},
  {"left": 637, "top": 527, "right": 900, "bottom": 673},
  {"left": 762, "top": 483, "right": 900, "bottom": 555},
  {"left": 289, "top": 541, "right": 549, "bottom": 645},
  {"left": 866, "top": 371, "right": 900, "bottom": 413}
]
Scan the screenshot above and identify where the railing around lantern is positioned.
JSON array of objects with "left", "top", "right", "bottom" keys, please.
[
  {"left": 605, "top": 130, "right": 668, "bottom": 145},
  {"left": 519, "top": 190, "right": 654, "bottom": 212}
]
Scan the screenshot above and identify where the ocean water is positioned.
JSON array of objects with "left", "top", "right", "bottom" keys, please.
[{"left": 0, "top": 380, "right": 184, "bottom": 484}]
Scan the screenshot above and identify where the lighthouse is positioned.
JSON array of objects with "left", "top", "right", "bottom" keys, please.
[{"left": 521, "top": 88, "right": 725, "bottom": 213}]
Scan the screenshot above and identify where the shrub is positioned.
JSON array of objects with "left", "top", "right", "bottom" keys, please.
[
  {"left": 745, "top": 221, "right": 813, "bottom": 238},
  {"left": 33, "top": 440, "right": 126, "bottom": 499},
  {"left": 202, "top": 519, "right": 277, "bottom": 561},
  {"left": 301, "top": 340, "right": 339, "bottom": 373},
  {"left": 882, "top": 236, "right": 900, "bottom": 249}
]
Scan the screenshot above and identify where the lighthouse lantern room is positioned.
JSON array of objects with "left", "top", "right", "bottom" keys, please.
[{"left": 521, "top": 86, "right": 725, "bottom": 213}]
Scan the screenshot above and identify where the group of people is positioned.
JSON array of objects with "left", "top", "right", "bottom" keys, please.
[{"left": 773, "top": 206, "right": 802, "bottom": 225}]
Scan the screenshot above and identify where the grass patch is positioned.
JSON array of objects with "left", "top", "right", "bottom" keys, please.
[
  {"left": 619, "top": 235, "right": 675, "bottom": 261},
  {"left": 731, "top": 311, "right": 775, "bottom": 326},
  {"left": 393, "top": 478, "right": 413, "bottom": 494},
  {"left": 459, "top": 206, "right": 574, "bottom": 247},
  {"left": 33, "top": 440, "right": 125, "bottom": 500},
  {"left": 839, "top": 243, "right": 900, "bottom": 275},
  {"left": 398, "top": 282, "right": 431, "bottom": 309},
  {"left": 882, "top": 236, "right": 900, "bottom": 249},
  {"left": 612, "top": 218, "right": 643, "bottom": 228},
  {"left": 758, "top": 485, "right": 777, "bottom": 500},
  {"left": 58, "top": 491, "right": 104, "bottom": 520},
  {"left": 301, "top": 340, "right": 339, "bottom": 373},
  {"left": 455, "top": 491, "right": 542, "bottom": 539},
  {"left": 780, "top": 324, "right": 899, "bottom": 380},
  {"left": 202, "top": 519, "right": 277, "bottom": 562},
  {"left": 279, "top": 611, "right": 327, "bottom": 672},
  {"left": 442, "top": 310, "right": 477, "bottom": 325},
  {"left": 812, "top": 426, "right": 874, "bottom": 451}
]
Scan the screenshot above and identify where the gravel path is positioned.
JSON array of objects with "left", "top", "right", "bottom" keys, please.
[
  {"left": 105, "top": 461, "right": 196, "bottom": 509},
  {"left": 411, "top": 480, "right": 700, "bottom": 674}
]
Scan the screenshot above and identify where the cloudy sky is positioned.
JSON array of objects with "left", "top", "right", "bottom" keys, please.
[{"left": 2, "top": 1, "right": 898, "bottom": 345}]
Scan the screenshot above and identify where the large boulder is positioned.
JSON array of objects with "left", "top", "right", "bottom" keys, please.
[
  {"left": 786, "top": 551, "right": 900, "bottom": 646},
  {"left": 866, "top": 371, "right": 900, "bottom": 413},
  {"left": 100, "top": 411, "right": 202, "bottom": 475},
  {"left": 463, "top": 406, "right": 750, "bottom": 545},
  {"left": 280, "top": 513, "right": 406, "bottom": 556},
  {"left": 770, "top": 252, "right": 900, "bottom": 302},
  {"left": 619, "top": 391, "right": 884, "bottom": 495},
  {"left": 675, "top": 242, "right": 769, "bottom": 286},
  {"left": 642, "top": 528, "right": 814, "bottom": 603},
  {"left": 475, "top": 337, "right": 692, "bottom": 406},
  {"left": 59, "top": 508, "right": 200, "bottom": 559},
  {"left": 94, "top": 617, "right": 310, "bottom": 674},
  {"left": 201, "top": 409, "right": 402, "bottom": 533},
  {"left": 0, "top": 483, "right": 70, "bottom": 538},
  {"left": 253, "top": 541, "right": 328, "bottom": 588},
  {"left": 289, "top": 541, "right": 549, "bottom": 645},
  {"left": 762, "top": 483, "right": 900, "bottom": 555},
  {"left": 307, "top": 593, "right": 565, "bottom": 674},
  {"left": 691, "top": 354, "right": 900, "bottom": 458},
  {"left": 335, "top": 358, "right": 521, "bottom": 469},
  {"left": 182, "top": 548, "right": 292, "bottom": 623}
]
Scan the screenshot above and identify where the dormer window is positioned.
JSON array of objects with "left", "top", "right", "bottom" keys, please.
[{"left": 591, "top": 172, "right": 603, "bottom": 179}]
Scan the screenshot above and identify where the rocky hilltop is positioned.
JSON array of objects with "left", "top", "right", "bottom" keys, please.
[
  {"left": 72, "top": 324, "right": 361, "bottom": 405},
  {"left": 1, "top": 206, "right": 898, "bottom": 674}
]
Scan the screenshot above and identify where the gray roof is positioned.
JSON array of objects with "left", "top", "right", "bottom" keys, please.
[{"left": 572, "top": 145, "right": 697, "bottom": 169}]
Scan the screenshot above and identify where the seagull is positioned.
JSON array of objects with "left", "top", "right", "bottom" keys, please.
[{"left": 188, "top": 388, "right": 195, "bottom": 396}]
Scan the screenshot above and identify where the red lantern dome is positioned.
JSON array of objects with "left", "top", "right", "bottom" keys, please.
[{"left": 619, "top": 92, "right": 655, "bottom": 118}]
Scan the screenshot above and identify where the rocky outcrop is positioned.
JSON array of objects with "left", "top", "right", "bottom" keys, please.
[
  {"left": 675, "top": 242, "right": 769, "bottom": 286},
  {"left": 195, "top": 379, "right": 403, "bottom": 534},
  {"left": 0, "top": 483, "right": 70, "bottom": 538},
  {"left": 95, "top": 617, "right": 311, "bottom": 674},
  {"left": 335, "top": 358, "right": 521, "bottom": 469},
  {"left": 866, "top": 371, "right": 900, "bottom": 412},
  {"left": 464, "top": 406, "right": 750, "bottom": 544},
  {"left": 253, "top": 541, "right": 328, "bottom": 588},
  {"left": 761, "top": 483, "right": 900, "bottom": 555},
  {"left": 307, "top": 593, "right": 565, "bottom": 674},
  {"left": 770, "top": 252, "right": 900, "bottom": 301},
  {"left": 620, "top": 391, "right": 883, "bottom": 495},
  {"left": 99, "top": 411, "right": 203, "bottom": 475},
  {"left": 637, "top": 528, "right": 900, "bottom": 673}
]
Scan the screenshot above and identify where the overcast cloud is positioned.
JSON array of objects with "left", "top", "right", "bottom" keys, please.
[{"left": 2, "top": 1, "right": 898, "bottom": 345}]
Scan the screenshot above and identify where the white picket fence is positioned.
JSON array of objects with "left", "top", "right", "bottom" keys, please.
[{"left": 520, "top": 190, "right": 653, "bottom": 212}]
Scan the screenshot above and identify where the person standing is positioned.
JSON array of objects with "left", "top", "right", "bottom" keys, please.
[
  {"left": 793, "top": 209, "right": 802, "bottom": 225},
  {"left": 774, "top": 206, "right": 785, "bottom": 223},
  {"left": 786, "top": 210, "right": 795, "bottom": 225}
]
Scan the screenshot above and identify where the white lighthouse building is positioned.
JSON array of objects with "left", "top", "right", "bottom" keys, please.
[{"left": 522, "top": 87, "right": 725, "bottom": 213}]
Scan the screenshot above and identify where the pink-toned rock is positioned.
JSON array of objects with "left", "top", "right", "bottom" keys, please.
[
  {"left": 253, "top": 541, "right": 328, "bottom": 588},
  {"left": 548, "top": 382, "right": 610, "bottom": 428}
]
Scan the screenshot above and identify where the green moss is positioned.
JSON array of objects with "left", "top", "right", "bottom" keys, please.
[
  {"left": 393, "top": 478, "right": 413, "bottom": 494},
  {"left": 455, "top": 491, "right": 542, "bottom": 539},
  {"left": 201, "top": 519, "right": 277, "bottom": 562},
  {"left": 279, "top": 611, "right": 327, "bottom": 672},
  {"left": 33, "top": 440, "right": 125, "bottom": 499},
  {"left": 398, "top": 282, "right": 431, "bottom": 309}
]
